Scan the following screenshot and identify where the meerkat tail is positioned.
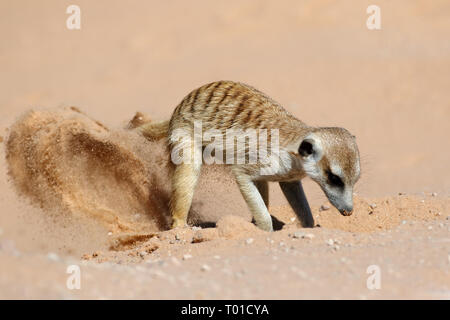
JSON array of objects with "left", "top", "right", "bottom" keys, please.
[
  {"left": 126, "top": 112, "right": 169, "bottom": 141},
  {"left": 127, "top": 111, "right": 152, "bottom": 129},
  {"left": 137, "top": 120, "right": 170, "bottom": 141}
]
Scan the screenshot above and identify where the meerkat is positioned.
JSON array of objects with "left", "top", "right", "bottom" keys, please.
[{"left": 130, "top": 81, "right": 360, "bottom": 232}]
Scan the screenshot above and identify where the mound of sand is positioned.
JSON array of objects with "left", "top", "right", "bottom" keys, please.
[
  {"left": 5, "top": 107, "right": 173, "bottom": 233},
  {"left": 4, "top": 107, "right": 250, "bottom": 240}
]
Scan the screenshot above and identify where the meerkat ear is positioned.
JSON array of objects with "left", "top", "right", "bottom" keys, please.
[
  {"left": 298, "top": 137, "right": 323, "bottom": 161},
  {"left": 298, "top": 139, "right": 315, "bottom": 157}
]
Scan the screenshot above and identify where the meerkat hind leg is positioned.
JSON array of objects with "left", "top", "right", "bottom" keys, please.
[
  {"left": 255, "top": 180, "right": 269, "bottom": 207},
  {"left": 279, "top": 180, "right": 314, "bottom": 228},
  {"left": 234, "top": 174, "right": 273, "bottom": 232},
  {"left": 170, "top": 162, "right": 201, "bottom": 228}
]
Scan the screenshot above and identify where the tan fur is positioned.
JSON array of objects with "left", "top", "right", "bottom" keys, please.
[
  {"left": 132, "top": 81, "right": 361, "bottom": 231},
  {"left": 138, "top": 120, "right": 170, "bottom": 141},
  {"left": 168, "top": 81, "right": 309, "bottom": 148}
]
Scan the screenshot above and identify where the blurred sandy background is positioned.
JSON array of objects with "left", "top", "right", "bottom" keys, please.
[
  {"left": 0, "top": 0, "right": 449, "bottom": 299},
  {"left": 1, "top": 0, "right": 449, "bottom": 196}
]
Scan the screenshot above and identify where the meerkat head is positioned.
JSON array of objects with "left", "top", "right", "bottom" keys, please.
[{"left": 298, "top": 127, "right": 360, "bottom": 216}]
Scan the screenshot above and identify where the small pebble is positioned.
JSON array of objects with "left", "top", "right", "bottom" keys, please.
[
  {"left": 214, "top": 255, "right": 221, "bottom": 259},
  {"left": 303, "top": 233, "right": 315, "bottom": 240},
  {"left": 107, "top": 232, "right": 112, "bottom": 236},
  {"left": 47, "top": 252, "right": 60, "bottom": 262},
  {"left": 326, "top": 239, "right": 335, "bottom": 246},
  {"left": 246, "top": 238, "right": 254, "bottom": 245},
  {"left": 290, "top": 217, "right": 296, "bottom": 222},
  {"left": 182, "top": 254, "right": 192, "bottom": 260},
  {"left": 145, "top": 258, "right": 161, "bottom": 265},
  {"left": 139, "top": 251, "right": 147, "bottom": 258},
  {"left": 291, "top": 231, "right": 305, "bottom": 239},
  {"left": 427, "top": 226, "right": 433, "bottom": 230},
  {"left": 201, "top": 264, "right": 211, "bottom": 272},
  {"left": 320, "top": 205, "right": 330, "bottom": 211},
  {"left": 175, "top": 234, "right": 181, "bottom": 241},
  {"left": 369, "top": 203, "right": 377, "bottom": 209},
  {"left": 431, "top": 192, "right": 437, "bottom": 197}
]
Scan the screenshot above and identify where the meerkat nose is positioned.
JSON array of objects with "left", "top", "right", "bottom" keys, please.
[{"left": 339, "top": 207, "right": 353, "bottom": 216}]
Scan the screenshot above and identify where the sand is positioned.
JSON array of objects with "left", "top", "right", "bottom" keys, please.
[{"left": 0, "top": 0, "right": 449, "bottom": 299}]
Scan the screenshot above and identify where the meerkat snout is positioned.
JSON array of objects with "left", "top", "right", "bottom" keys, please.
[{"left": 298, "top": 128, "right": 360, "bottom": 216}]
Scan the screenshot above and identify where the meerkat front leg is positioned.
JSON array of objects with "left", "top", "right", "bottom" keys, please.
[
  {"left": 279, "top": 180, "right": 314, "bottom": 228},
  {"left": 255, "top": 180, "right": 269, "bottom": 207},
  {"left": 234, "top": 172, "right": 273, "bottom": 232}
]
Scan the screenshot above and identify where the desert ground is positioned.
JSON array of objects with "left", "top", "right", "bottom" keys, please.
[{"left": 0, "top": 1, "right": 449, "bottom": 299}]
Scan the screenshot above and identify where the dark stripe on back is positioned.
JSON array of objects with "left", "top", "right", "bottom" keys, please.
[
  {"left": 180, "top": 91, "right": 193, "bottom": 109},
  {"left": 214, "top": 83, "right": 235, "bottom": 114},
  {"left": 189, "top": 89, "right": 200, "bottom": 113},
  {"left": 205, "top": 81, "right": 223, "bottom": 109},
  {"left": 252, "top": 112, "right": 263, "bottom": 128},
  {"left": 242, "top": 109, "right": 253, "bottom": 125},
  {"left": 233, "top": 94, "right": 250, "bottom": 121}
]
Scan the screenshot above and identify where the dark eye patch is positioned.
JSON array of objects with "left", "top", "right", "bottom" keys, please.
[{"left": 327, "top": 170, "right": 344, "bottom": 188}]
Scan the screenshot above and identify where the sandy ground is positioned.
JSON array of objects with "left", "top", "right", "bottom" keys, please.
[{"left": 0, "top": 1, "right": 449, "bottom": 299}]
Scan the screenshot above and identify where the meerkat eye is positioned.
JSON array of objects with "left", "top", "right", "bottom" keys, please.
[{"left": 327, "top": 171, "right": 344, "bottom": 188}]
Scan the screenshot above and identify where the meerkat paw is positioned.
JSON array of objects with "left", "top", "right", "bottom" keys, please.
[
  {"left": 255, "top": 219, "right": 274, "bottom": 232},
  {"left": 259, "top": 224, "right": 274, "bottom": 232},
  {"left": 171, "top": 218, "right": 188, "bottom": 229}
]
